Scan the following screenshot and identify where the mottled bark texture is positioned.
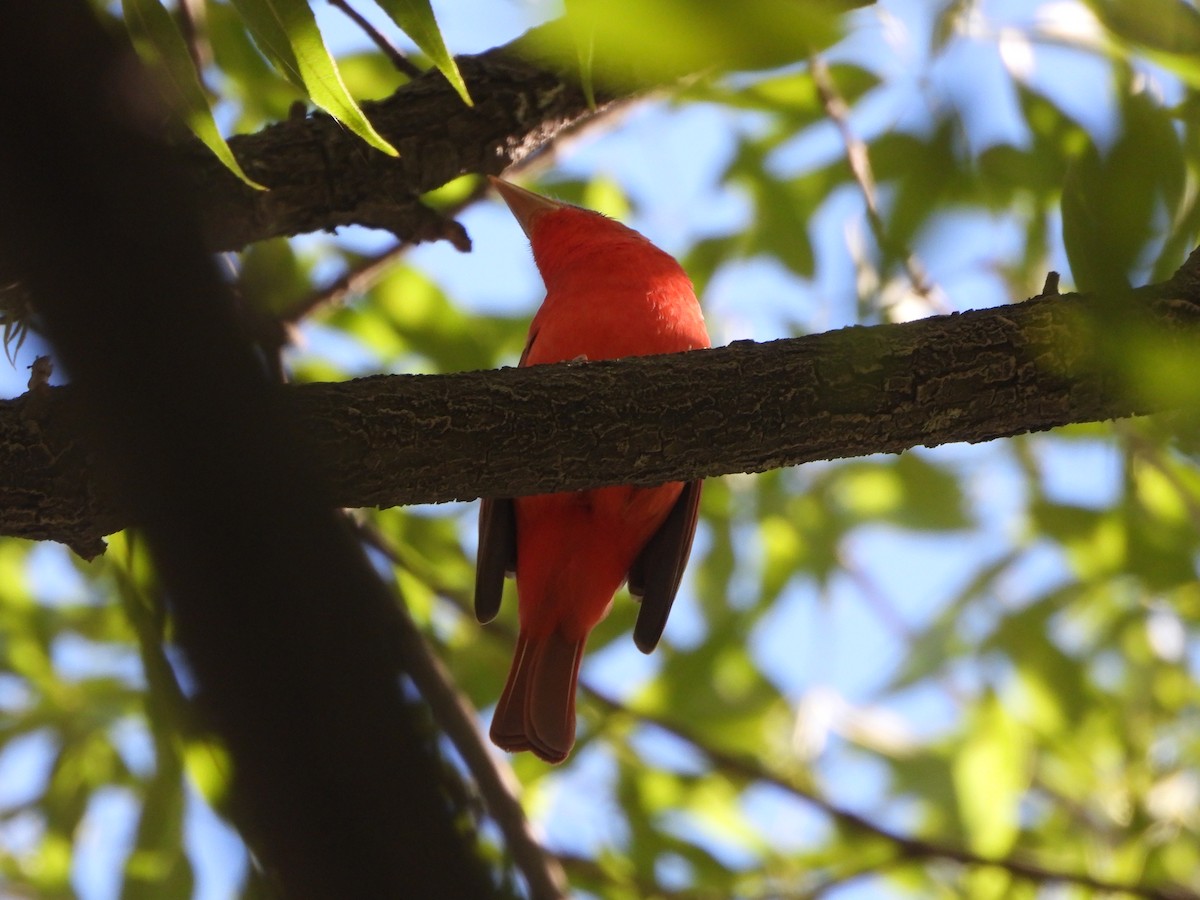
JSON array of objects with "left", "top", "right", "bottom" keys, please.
[
  {"left": 181, "top": 4, "right": 868, "bottom": 253},
  {"left": 4, "top": 280, "right": 1198, "bottom": 558},
  {"left": 186, "top": 33, "right": 592, "bottom": 253}
]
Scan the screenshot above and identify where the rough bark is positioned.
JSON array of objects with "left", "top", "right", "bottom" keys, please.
[
  {"left": 0, "top": 2, "right": 867, "bottom": 319},
  {"left": 184, "top": 32, "right": 597, "bottom": 253},
  {"left": 4, "top": 279, "right": 1197, "bottom": 558},
  {"left": 175, "top": 4, "right": 866, "bottom": 253}
]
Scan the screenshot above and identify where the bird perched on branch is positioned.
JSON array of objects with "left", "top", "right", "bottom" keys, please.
[{"left": 475, "top": 177, "right": 710, "bottom": 763}]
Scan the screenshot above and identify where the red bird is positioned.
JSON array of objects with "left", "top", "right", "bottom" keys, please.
[{"left": 476, "top": 177, "right": 710, "bottom": 763}]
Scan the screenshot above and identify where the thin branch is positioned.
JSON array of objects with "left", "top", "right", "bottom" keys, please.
[
  {"left": 584, "top": 686, "right": 1200, "bottom": 900},
  {"left": 397, "top": 556, "right": 1196, "bottom": 900},
  {"left": 176, "top": 0, "right": 210, "bottom": 77},
  {"left": 328, "top": 0, "right": 423, "bottom": 79},
  {"left": 279, "top": 178, "right": 491, "bottom": 325},
  {"left": 810, "top": 55, "right": 947, "bottom": 314},
  {"left": 286, "top": 241, "right": 410, "bottom": 323},
  {"left": 352, "top": 517, "right": 569, "bottom": 900}
]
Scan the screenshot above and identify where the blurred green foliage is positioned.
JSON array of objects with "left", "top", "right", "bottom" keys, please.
[{"left": 5, "top": 1, "right": 1200, "bottom": 898}]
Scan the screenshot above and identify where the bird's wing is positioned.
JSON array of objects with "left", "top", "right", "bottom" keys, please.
[
  {"left": 518, "top": 323, "right": 539, "bottom": 366},
  {"left": 629, "top": 479, "right": 702, "bottom": 653},
  {"left": 475, "top": 497, "right": 516, "bottom": 623}
]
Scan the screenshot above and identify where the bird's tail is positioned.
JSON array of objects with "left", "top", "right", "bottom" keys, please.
[{"left": 490, "top": 629, "right": 586, "bottom": 764}]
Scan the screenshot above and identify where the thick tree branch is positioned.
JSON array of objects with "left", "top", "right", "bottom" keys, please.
[
  {"left": 4, "top": 278, "right": 1199, "bottom": 557},
  {"left": 178, "top": 3, "right": 868, "bottom": 252},
  {"left": 185, "top": 28, "right": 588, "bottom": 252}
]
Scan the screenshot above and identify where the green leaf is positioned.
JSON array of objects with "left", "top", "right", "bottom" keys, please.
[
  {"left": 564, "top": 0, "right": 598, "bottom": 109},
  {"left": 375, "top": 0, "right": 472, "bottom": 105},
  {"left": 230, "top": 0, "right": 398, "bottom": 156},
  {"left": 1087, "top": 0, "right": 1200, "bottom": 56},
  {"left": 682, "top": 64, "right": 878, "bottom": 132},
  {"left": 1062, "top": 89, "right": 1183, "bottom": 291},
  {"left": 122, "top": 743, "right": 193, "bottom": 897},
  {"left": 987, "top": 595, "right": 1091, "bottom": 729},
  {"left": 207, "top": 0, "right": 303, "bottom": 127},
  {"left": 834, "top": 453, "right": 970, "bottom": 531},
  {"left": 239, "top": 238, "right": 310, "bottom": 317},
  {"left": 122, "top": 0, "right": 266, "bottom": 189},
  {"left": 545, "top": 0, "right": 844, "bottom": 88},
  {"left": 953, "top": 692, "right": 1027, "bottom": 856}
]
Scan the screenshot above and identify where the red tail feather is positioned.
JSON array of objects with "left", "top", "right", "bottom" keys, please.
[{"left": 491, "top": 631, "right": 585, "bottom": 764}]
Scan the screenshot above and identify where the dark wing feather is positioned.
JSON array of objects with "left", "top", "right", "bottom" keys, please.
[
  {"left": 475, "top": 497, "right": 516, "bottom": 623},
  {"left": 475, "top": 325, "right": 539, "bottom": 623},
  {"left": 630, "top": 479, "right": 703, "bottom": 653}
]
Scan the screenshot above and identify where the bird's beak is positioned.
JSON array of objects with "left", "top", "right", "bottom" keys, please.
[{"left": 488, "top": 176, "right": 565, "bottom": 239}]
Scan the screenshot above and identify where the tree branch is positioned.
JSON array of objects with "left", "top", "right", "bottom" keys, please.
[
  {"left": 0, "top": 3, "right": 867, "bottom": 328},
  {"left": 354, "top": 517, "right": 569, "bottom": 900},
  {"left": 410, "top": 539, "right": 1199, "bottom": 900},
  {"left": 176, "top": 2, "right": 868, "bottom": 253},
  {"left": 4, "top": 277, "right": 1199, "bottom": 557},
  {"left": 584, "top": 683, "right": 1200, "bottom": 900},
  {"left": 178, "top": 21, "right": 636, "bottom": 253}
]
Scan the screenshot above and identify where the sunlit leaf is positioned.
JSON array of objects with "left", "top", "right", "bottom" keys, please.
[
  {"left": 1086, "top": 0, "right": 1200, "bottom": 56},
  {"left": 541, "top": 0, "right": 844, "bottom": 88},
  {"left": 374, "top": 0, "right": 472, "bottom": 105},
  {"left": 953, "top": 692, "right": 1027, "bottom": 856},
  {"left": 123, "top": 0, "right": 266, "bottom": 188},
  {"left": 230, "top": 0, "right": 398, "bottom": 155},
  {"left": 565, "top": 0, "right": 598, "bottom": 109},
  {"left": 1062, "top": 89, "right": 1183, "bottom": 291},
  {"left": 207, "top": 0, "right": 302, "bottom": 127}
]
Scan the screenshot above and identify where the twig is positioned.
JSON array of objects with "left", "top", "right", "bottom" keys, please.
[
  {"left": 582, "top": 685, "right": 1200, "bottom": 900},
  {"left": 328, "top": 0, "right": 423, "bottom": 79},
  {"left": 279, "top": 178, "right": 490, "bottom": 325},
  {"left": 397, "top": 552, "right": 1194, "bottom": 900},
  {"left": 176, "top": 0, "right": 210, "bottom": 78},
  {"left": 836, "top": 546, "right": 914, "bottom": 640},
  {"left": 353, "top": 517, "right": 569, "bottom": 900},
  {"left": 810, "top": 55, "right": 948, "bottom": 314},
  {"left": 284, "top": 241, "right": 409, "bottom": 324},
  {"left": 804, "top": 855, "right": 915, "bottom": 899}
]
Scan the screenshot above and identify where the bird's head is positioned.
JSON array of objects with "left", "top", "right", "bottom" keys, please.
[{"left": 488, "top": 176, "right": 681, "bottom": 293}]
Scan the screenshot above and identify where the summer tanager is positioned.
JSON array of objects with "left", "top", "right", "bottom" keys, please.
[{"left": 475, "top": 177, "right": 710, "bottom": 763}]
